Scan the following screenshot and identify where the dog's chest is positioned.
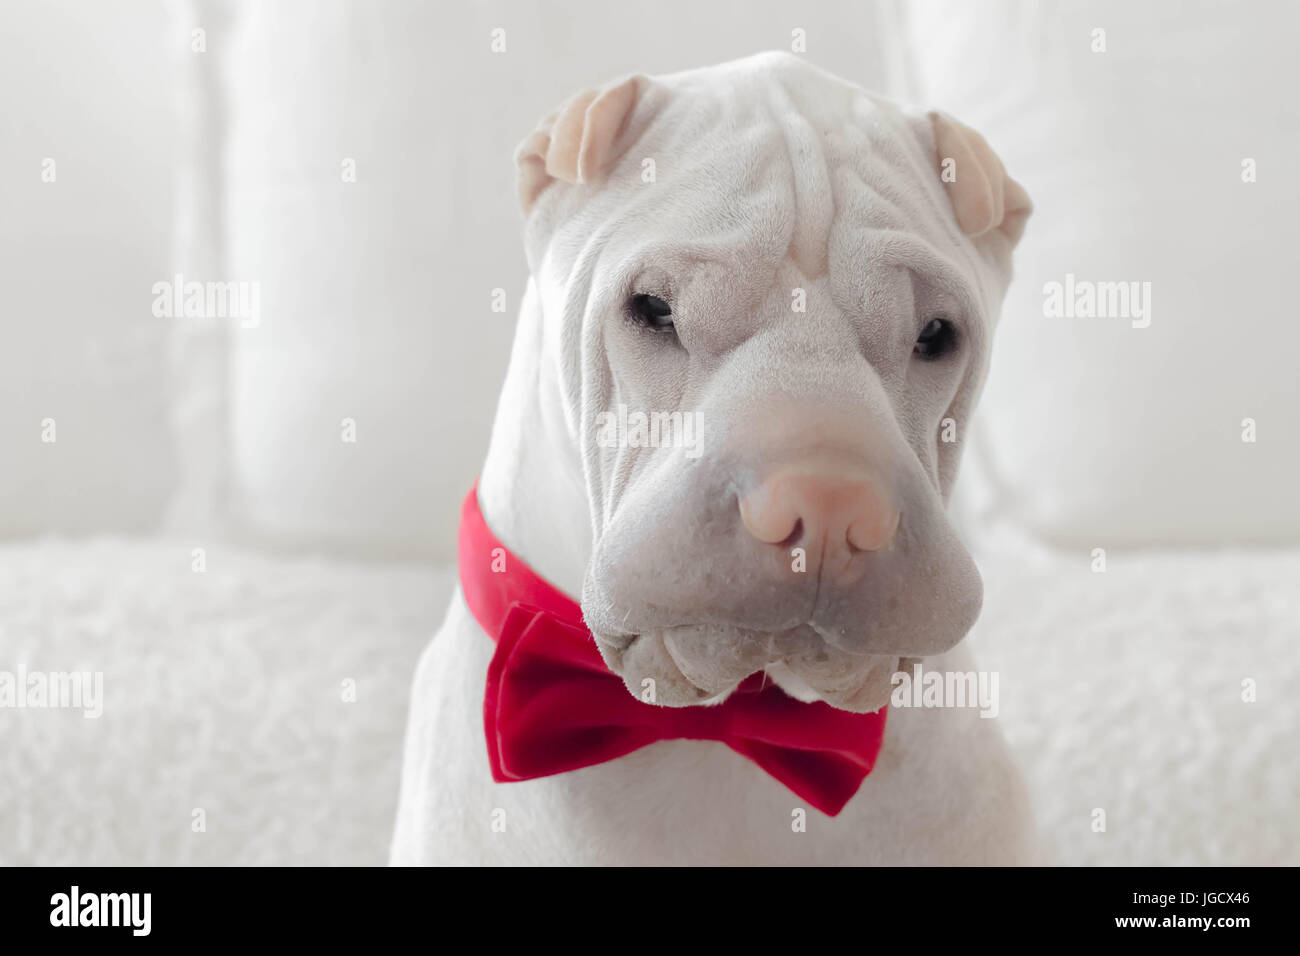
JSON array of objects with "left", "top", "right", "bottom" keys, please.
[{"left": 391, "top": 592, "right": 1035, "bottom": 865}]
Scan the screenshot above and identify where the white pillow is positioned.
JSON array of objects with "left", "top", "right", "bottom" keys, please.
[
  {"left": 214, "top": 0, "right": 896, "bottom": 558},
  {"left": 0, "top": 1, "right": 177, "bottom": 536},
  {"left": 217, "top": 2, "right": 519, "bottom": 557},
  {"left": 897, "top": 0, "right": 1300, "bottom": 547}
]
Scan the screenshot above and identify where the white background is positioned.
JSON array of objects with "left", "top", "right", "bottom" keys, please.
[{"left": 2, "top": 0, "right": 1296, "bottom": 866}]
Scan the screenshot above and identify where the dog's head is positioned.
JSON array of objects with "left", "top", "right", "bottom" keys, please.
[{"left": 514, "top": 52, "right": 1030, "bottom": 713}]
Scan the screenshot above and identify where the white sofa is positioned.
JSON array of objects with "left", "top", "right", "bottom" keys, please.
[{"left": 2, "top": 0, "right": 1296, "bottom": 865}]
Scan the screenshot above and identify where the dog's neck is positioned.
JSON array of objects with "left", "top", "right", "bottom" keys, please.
[{"left": 477, "top": 278, "right": 592, "bottom": 600}]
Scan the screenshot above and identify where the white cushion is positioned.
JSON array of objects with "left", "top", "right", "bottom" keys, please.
[
  {"left": 899, "top": 0, "right": 1300, "bottom": 546},
  {"left": 0, "top": 1, "right": 177, "bottom": 535},
  {"left": 214, "top": 0, "right": 895, "bottom": 558}
]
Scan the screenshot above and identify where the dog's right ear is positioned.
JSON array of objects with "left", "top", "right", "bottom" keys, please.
[
  {"left": 515, "top": 74, "right": 651, "bottom": 214},
  {"left": 926, "top": 111, "right": 1032, "bottom": 246}
]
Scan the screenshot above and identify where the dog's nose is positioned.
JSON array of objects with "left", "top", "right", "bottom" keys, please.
[{"left": 738, "top": 468, "right": 899, "bottom": 554}]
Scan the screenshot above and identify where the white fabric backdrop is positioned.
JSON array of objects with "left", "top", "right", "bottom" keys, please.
[
  {"left": 899, "top": 0, "right": 1300, "bottom": 548},
  {"left": 0, "top": 0, "right": 176, "bottom": 536},
  {"left": 208, "top": 0, "right": 895, "bottom": 559},
  {"left": 6, "top": 0, "right": 1298, "bottom": 559}
]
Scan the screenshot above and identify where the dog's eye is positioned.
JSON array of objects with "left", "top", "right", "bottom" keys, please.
[
  {"left": 628, "top": 293, "right": 674, "bottom": 330},
  {"left": 914, "top": 317, "right": 957, "bottom": 360}
]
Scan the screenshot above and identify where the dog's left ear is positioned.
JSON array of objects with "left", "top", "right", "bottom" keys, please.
[
  {"left": 515, "top": 74, "right": 652, "bottom": 214},
  {"left": 927, "top": 111, "right": 1032, "bottom": 246}
]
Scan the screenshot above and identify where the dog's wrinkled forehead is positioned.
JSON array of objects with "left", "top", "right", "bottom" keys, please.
[
  {"left": 520, "top": 52, "right": 1025, "bottom": 321},
  {"left": 652, "top": 58, "right": 961, "bottom": 273}
]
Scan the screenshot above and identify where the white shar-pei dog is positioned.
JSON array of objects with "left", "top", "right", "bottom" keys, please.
[{"left": 393, "top": 51, "right": 1035, "bottom": 865}]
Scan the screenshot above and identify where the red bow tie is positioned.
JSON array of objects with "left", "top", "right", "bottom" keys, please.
[{"left": 459, "top": 486, "right": 887, "bottom": 816}]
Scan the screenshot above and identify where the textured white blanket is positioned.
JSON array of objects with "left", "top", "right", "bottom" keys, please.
[
  {"left": 972, "top": 547, "right": 1300, "bottom": 865},
  {"left": 1, "top": 539, "right": 1294, "bottom": 865},
  {"left": 0, "top": 539, "right": 448, "bottom": 865}
]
